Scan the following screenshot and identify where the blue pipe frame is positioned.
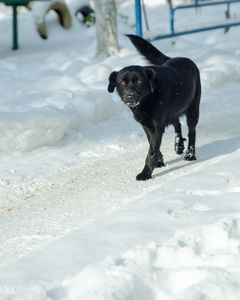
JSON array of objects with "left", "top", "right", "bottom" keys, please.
[
  {"left": 135, "top": 0, "right": 240, "bottom": 41},
  {"left": 135, "top": 0, "right": 142, "bottom": 37}
]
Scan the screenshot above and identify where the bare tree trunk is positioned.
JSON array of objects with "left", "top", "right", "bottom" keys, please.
[{"left": 92, "top": 0, "right": 119, "bottom": 56}]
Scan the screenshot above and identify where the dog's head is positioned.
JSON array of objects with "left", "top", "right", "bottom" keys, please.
[{"left": 108, "top": 66, "right": 158, "bottom": 108}]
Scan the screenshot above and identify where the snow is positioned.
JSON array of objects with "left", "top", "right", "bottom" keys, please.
[{"left": 0, "top": 0, "right": 240, "bottom": 299}]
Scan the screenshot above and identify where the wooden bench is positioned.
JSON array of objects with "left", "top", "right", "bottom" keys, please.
[{"left": 0, "top": 0, "right": 49, "bottom": 50}]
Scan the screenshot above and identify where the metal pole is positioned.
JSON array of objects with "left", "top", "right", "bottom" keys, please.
[
  {"left": 135, "top": 0, "right": 142, "bottom": 36},
  {"left": 141, "top": 0, "right": 149, "bottom": 31},
  {"left": 170, "top": 8, "right": 175, "bottom": 34},
  {"left": 12, "top": 4, "right": 18, "bottom": 50}
]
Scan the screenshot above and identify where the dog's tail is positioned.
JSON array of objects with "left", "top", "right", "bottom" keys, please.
[{"left": 126, "top": 34, "right": 170, "bottom": 66}]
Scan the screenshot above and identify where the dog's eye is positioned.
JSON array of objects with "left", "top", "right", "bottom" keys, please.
[
  {"left": 137, "top": 79, "right": 142, "bottom": 85},
  {"left": 121, "top": 81, "right": 127, "bottom": 86}
]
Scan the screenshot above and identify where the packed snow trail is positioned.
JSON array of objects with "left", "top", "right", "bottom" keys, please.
[
  {"left": 0, "top": 141, "right": 240, "bottom": 299},
  {"left": 1, "top": 115, "right": 239, "bottom": 266},
  {"left": 1, "top": 73, "right": 240, "bottom": 267},
  {"left": 1, "top": 1, "right": 240, "bottom": 298},
  {"left": 0, "top": 140, "right": 205, "bottom": 264}
]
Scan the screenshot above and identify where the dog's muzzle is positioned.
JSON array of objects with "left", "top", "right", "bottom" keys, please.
[{"left": 125, "top": 93, "right": 140, "bottom": 108}]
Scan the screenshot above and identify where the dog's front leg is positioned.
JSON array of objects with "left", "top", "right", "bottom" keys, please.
[{"left": 136, "top": 129, "right": 163, "bottom": 181}]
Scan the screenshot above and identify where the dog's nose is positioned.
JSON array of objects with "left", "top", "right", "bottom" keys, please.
[{"left": 127, "top": 94, "right": 134, "bottom": 101}]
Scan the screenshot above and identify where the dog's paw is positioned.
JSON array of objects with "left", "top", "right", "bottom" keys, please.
[
  {"left": 176, "top": 148, "right": 184, "bottom": 155},
  {"left": 175, "top": 137, "right": 186, "bottom": 155},
  {"left": 136, "top": 172, "right": 152, "bottom": 181},
  {"left": 184, "top": 153, "right": 196, "bottom": 161},
  {"left": 155, "top": 161, "right": 165, "bottom": 168},
  {"left": 184, "top": 146, "right": 196, "bottom": 161}
]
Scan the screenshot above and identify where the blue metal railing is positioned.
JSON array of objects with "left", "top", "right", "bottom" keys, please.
[
  {"left": 135, "top": 0, "right": 142, "bottom": 36},
  {"left": 135, "top": 0, "right": 240, "bottom": 40}
]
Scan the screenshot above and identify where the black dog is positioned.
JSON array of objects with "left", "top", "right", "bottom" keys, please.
[{"left": 108, "top": 35, "right": 201, "bottom": 180}]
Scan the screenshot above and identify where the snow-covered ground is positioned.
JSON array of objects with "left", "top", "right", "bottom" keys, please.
[{"left": 0, "top": 0, "right": 240, "bottom": 299}]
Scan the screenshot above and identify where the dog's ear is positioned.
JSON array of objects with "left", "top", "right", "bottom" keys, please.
[
  {"left": 145, "top": 68, "right": 158, "bottom": 93},
  {"left": 108, "top": 71, "right": 118, "bottom": 93}
]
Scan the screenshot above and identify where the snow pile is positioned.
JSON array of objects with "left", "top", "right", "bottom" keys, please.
[
  {"left": 64, "top": 219, "right": 240, "bottom": 300},
  {"left": 0, "top": 48, "right": 118, "bottom": 152},
  {"left": 0, "top": 105, "right": 79, "bottom": 152},
  {"left": 0, "top": 93, "right": 117, "bottom": 152},
  {"left": 201, "top": 52, "right": 240, "bottom": 88}
]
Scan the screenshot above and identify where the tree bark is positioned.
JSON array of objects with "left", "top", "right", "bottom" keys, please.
[{"left": 92, "top": 0, "right": 119, "bottom": 56}]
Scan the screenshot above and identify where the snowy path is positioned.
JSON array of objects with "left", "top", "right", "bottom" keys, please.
[
  {"left": 1, "top": 117, "right": 239, "bottom": 266},
  {"left": 1, "top": 1, "right": 240, "bottom": 298},
  {"left": 0, "top": 74, "right": 240, "bottom": 300},
  {"left": 0, "top": 141, "right": 200, "bottom": 264},
  {"left": 1, "top": 131, "right": 240, "bottom": 298},
  {"left": 1, "top": 79, "right": 240, "bottom": 267}
]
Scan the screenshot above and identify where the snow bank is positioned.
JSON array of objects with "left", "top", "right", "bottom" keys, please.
[
  {"left": 0, "top": 92, "right": 116, "bottom": 152},
  {"left": 59, "top": 219, "right": 240, "bottom": 300},
  {"left": 0, "top": 105, "right": 79, "bottom": 152},
  {"left": 1, "top": 41, "right": 240, "bottom": 153},
  {"left": 201, "top": 53, "right": 240, "bottom": 88},
  {"left": 0, "top": 49, "right": 118, "bottom": 152},
  {"left": 75, "top": 92, "right": 116, "bottom": 123}
]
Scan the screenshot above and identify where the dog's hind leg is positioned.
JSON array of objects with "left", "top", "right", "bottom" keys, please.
[
  {"left": 185, "top": 105, "right": 200, "bottom": 161},
  {"left": 184, "top": 125, "right": 197, "bottom": 161},
  {"left": 173, "top": 120, "right": 186, "bottom": 155},
  {"left": 184, "top": 79, "right": 201, "bottom": 161},
  {"left": 185, "top": 109, "right": 199, "bottom": 161}
]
